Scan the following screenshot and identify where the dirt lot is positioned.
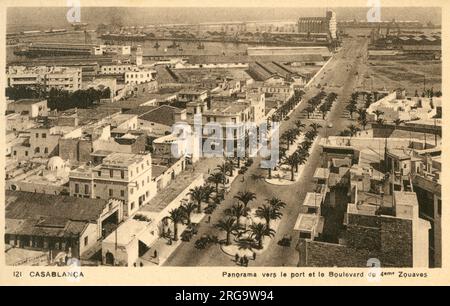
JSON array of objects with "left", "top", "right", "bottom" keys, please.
[{"left": 360, "top": 59, "right": 441, "bottom": 95}]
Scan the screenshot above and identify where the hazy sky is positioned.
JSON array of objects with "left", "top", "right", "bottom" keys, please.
[{"left": 7, "top": 6, "right": 441, "bottom": 32}]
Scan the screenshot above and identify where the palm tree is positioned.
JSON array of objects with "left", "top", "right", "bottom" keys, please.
[
  {"left": 309, "top": 122, "right": 322, "bottom": 133},
  {"left": 226, "top": 202, "right": 250, "bottom": 228},
  {"left": 305, "top": 129, "right": 318, "bottom": 142},
  {"left": 356, "top": 108, "right": 368, "bottom": 130},
  {"left": 373, "top": 110, "right": 384, "bottom": 120},
  {"left": 203, "top": 185, "right": 215, "bottom": 205},
  {"left": 376, "top": 118, "right": 385, "bottom": 125},
  {"left": 282, "top": 130, "right": 297, "bottom": 150},
  {"left": 305, "top": 104, "right": 315, "bottom": 119},
  {"left": 265, "top": 197, "right": 286, "bottom": 210},
  {"left": 215, "top": 217, "right": 239, "bottom": 245},
  {"left": 346, "top": 103, "right": 357, "bottom": 119},
  {"left": 348, "top": 124, "right": 360, "bottom": 137},
  {"left": 189, "top": 186, "right": 206, "bottom": 214},
  {"left": 365, "top": 94, "right": 373, "bottom": 108},
  {"left": 393, "top": 118, "right": 403, "bottom": 129},
  {"left": 319, "top": 103, "right": 329, "bottom": 119},
  {"left": 357, "top": 108, "right": 367, "bottom": 120},
  {"left": 358, "top": 117, "right": 369, "bottom": 130},
  {"left": 249, "top": 223, "right": 276, "bottom": 249},
  {"left": 234, "top": 190, "right": 257, "bottom": 208},
  {"left": 225, "top": 158, "right": 235, "bottom": 176},
  {"left": 295, "top": 152, "right": 308, "bottom": 172},
  {"left": 283, "top": 154, "right": 298, "bottom": 181},
  {"left": 208, "top": 172, "right": 225, "bottom": 193},
  {"left": 294, "top": 120, "right": 306, "bottom": 130},
  {"left": 255, "top": 204, "right": 283, "bottom": 231},
  {"left": 181, "top": 202, "right": 197, "bottom": 225},
  {"left": 168, "top": 207, "right": 185, "bottom": 241},
  {"left": 216, "top": 163, "right": 228, "bottom": 178}
]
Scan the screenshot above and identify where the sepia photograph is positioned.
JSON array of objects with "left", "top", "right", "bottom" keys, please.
[{"left": 0, "top": 0, "right": 448, "bottom": 290}]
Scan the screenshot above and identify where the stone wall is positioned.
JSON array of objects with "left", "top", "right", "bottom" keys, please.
[{"left": 299, "top": 214, "right": 414, "bottom": 267}]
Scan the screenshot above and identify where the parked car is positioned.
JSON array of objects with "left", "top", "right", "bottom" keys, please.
[
  {"left": 278, "top": 234, "right": 292, "bottom": 247},
  {"left": 181, "top": 230, "right": 193, "bottom": 242}
]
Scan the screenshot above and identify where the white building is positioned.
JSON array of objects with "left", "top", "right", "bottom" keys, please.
[
  {"left": 94, "top": 45, "right": 131, "bottom": 56},
  {"left": 367, "top": 90, "right": 439, "bottom": 122},
  {"left": 125, "top": 67, "right": 157, "bottom": 85},
  {"left": 69, "top": 152, "right": 157, "bottom": 217},
  {"left": 100, "top": 64, "right": 134, "bottom": 75},
  {"left": 7, "top": 66, "right": 82, "bottom": 92}
]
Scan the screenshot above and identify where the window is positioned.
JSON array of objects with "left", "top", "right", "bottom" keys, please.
[
  {"left": 84, "top": 236, "right": 88, "bottom": 246},
  {"left": 141, "top": 164, "right": 144, "bottom": 170},
  {"left": 84, "top": 184, "right": 89, "bottom": 194},
  {"left": 142, "top": 180, "right": 144, "bottom": 187},
  {"left": 130, "top": 188, "right": 134, "bottom": 195},
  {"left": 130, "top": 202, "right": 135, "bottom": 210},
  {"left": 35, "top": 133, "right": 39, "bottom": 138},
  {"left": 109, "top": 189, "right": 113, "bottom": 197},
  {"left": 13, "top": 151, "right": 16, "bottom": 156},
  {"left": 75, "top": 183, "right": 79, "bottom": 193},
  {"left": 136, "top": 167, "right": 139, "bottom": 174},
  {"left": 25, "top": 151, "right": 28, "bottom": 156},
  {"left": 41, "top": 133, "right": 46, "bottom": 138},
  {"left": 110, "top": 169, "right": 114, "bottom": 178},
  {"left": 120, "top": 190, "right": 125, "bottom": 197},
  {"left": 35, "top": 147, "right": 40, "bottom": 154},
  {"left": 44, "top": 147, "right": 48, "bottom": 154},
  {"left": 121, "top": 170, "right": 125, "bottom": 179}
]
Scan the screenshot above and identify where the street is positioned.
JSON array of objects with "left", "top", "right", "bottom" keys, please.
[{"left": 164, "top": 37, "right": 369, "bottom": 267}]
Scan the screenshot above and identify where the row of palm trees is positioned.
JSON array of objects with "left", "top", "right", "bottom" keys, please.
[
  {"left": 165, "top": 160, "right": 238, "bottom": 242},
  {"left": 304, "top": 90, "right": 327, "bottom": 119},
  {"left": 216, "top": 193, "right": 286, "bottom": 249},
  {"left": 278, "top": 122, "right": 321, "bottom": 181},
  {"left": 318, "top": 92, "right": 339, "bottom": 119},
  {"left": 271, "top": 89, "right": 305, "bottom": 123}
]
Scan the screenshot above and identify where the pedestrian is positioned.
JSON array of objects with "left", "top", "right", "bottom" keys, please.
[
  {"left": 235, "top": 254, "right": 239, "bottom": 263},
  {"left": 253, "top": 252, "right": 256, "bottom": 260},
  {"left": 239, "top": 257, "right": 244, "bottom": 266},
  {"left": 243, "top": 256, "right": 248, "bottom": 267},
  {"left": 154, "top": 250, "right": 158, "bottom": 258},
  {"left": 207, "top": 216, "right": 211, "bottom": 223}
]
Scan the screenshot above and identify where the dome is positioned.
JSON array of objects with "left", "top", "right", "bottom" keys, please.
[{"left": 47, "top": 156, "right": 65, "bottom": 171}]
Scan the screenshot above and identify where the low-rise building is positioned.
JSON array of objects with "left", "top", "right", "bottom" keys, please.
[
  {"left": 6, "top": 99, "right": 48, "bottom": 118},
  {"left": 125, "top": 67, "right": 157, "bottom": 85},
  {"left": 5, "top": 190, "right": 123, "bottom": 265},
  {"left": 11, "top": 125, "right": 81, "bottom": 161}
]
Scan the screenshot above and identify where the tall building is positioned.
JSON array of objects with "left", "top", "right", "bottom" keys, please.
[
  {"left": 297, "top": 10, "right": 337, "bottom": 40},
  {"left": 7, "top": 66, "right": 82, "bottom": 92}
]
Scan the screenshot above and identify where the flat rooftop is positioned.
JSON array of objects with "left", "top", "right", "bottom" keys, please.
[
  {"left": 313, "top": 168, "right": 330, "bottom": 180},
  {"left": 294, "top": 213, "right": 320, "bottom": 233},
  {"left": 302, "top": 192, "right": 324, "bottom": 209},
  {"left": 9, "top": 99, "right": 46, "bottom": 105},
  {"left": 102, "top": 152, "right": 148, "bottom": 168},
  {"left": 140, "top": 171, "right": 203, "bottom": 214},
  {"left": 103, "top": 219, "right": 151, "bottom": 246}
]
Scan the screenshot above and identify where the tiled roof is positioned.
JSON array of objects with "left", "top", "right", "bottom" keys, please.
[
  {"left": 5, "top": 190, "right": 108, "bottom": 223},
  {"left": 139, "top": 105, "right": 183, "bottom": 126}
]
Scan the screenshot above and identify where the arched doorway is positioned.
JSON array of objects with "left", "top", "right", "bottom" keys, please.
[{"left": 105, "top": 252, "right": 114, "bottom": 266}]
